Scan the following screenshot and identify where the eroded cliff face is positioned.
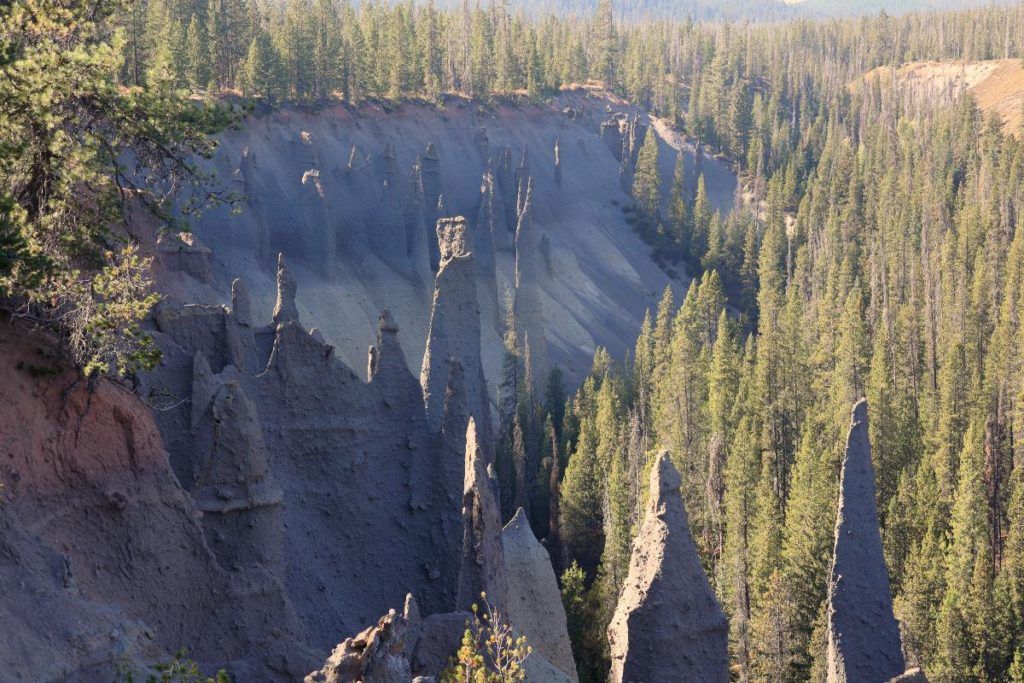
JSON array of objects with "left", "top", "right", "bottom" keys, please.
[
  {"left": 142, "top": 272, "right": 464, "bottom": 649},
  {"left": 170, "top": 89, "right": 735, "bottom": 396},
  {"left": 0, "top": 324, "right": 316, "bottom": 681}
]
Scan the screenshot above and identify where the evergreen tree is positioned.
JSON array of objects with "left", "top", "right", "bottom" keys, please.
[{"left": 632, "top": 127, "right": 661, "bottom": 224}]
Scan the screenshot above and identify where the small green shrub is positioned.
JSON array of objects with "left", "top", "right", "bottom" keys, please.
[{"left": 441, "top": 593, "right": 532, "bottom": 683}]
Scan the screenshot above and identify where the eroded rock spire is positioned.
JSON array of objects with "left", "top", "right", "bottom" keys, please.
[
  {"left": 272, "top": 253, "right": 299, "bottom": 326},
  {"left": 501, "top": 508, "right": 578, "bottom": 682},
  {"left": 191, "top": 372, "right": 284, "bottom": 571},
  {"left": 421, "top": 217, "right": 491, "bottom": 448},
  {"left": 826, "top": 399, "right": 905, "bottom": 683},
  {"left": 368, "top": 309, "right": 405, "bottom": 383},
  {"left": 457, "top": 418, "right": 506, "bottom": 613},
  {"left": 607, "top": 451, "right": 728, "bottom": 683}
]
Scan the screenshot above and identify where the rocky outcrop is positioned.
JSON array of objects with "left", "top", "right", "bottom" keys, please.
[
  {"left": 457, "top": 418, "right": 506, "bottom": 613},
  {"left": 826, "top": 399, "right": 905, "bottom": 683},
  {"left": 272, "top": 253, "right": 299, "bottom": 326},
  {"left": 472, "top": 168, "right": 501, "bottom": 327},
  {"left": 421, "top": 217, "right": 491, "bottom": 454},
  {"left": 156, "top": 230, "right": 213, "bottom": 283},
  {"left": 191, "top": 366, "right": 285, "bottom": 572},
  {"left": 154, "top": 303, "right": 256, "bottom": 373},
  {"left": 607, "top": 451, "right": 729, "bottom": 683},
  {"left": 418, "top": 143, "right": 443, "bottom": 269},
  {"left": 305, "top": 594, "right": 421, "bottom": 683},
  {"left": 600, "top": 114, "right": 627, "bottom": 160},
  {"left": 888, "top": 669, "right": 929, "bottom": 683},
  {"left": 501, "top": 508, "right": 578, "bottom": 682}
]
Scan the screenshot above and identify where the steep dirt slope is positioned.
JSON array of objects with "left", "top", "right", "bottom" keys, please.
[
  {"left": 177, "top": 89, "right": 735, "bottom": 392},
  {"left": 860, "top": 59, "right": 1024, "bottom": 135}
]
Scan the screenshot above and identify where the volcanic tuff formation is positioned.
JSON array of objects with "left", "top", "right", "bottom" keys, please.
[
  {"left": 175, "top": 90, "right": 736, "bottom": 393},
  {"left": 457, "top": 418, "right": 507, "bottom": 613},
  {"left": 826, "top": 399, "right": 906, "bottom": 683},
  {"left": 140, "top": 259, "right": 465, "bottom": 655},
  {"left": 1, "top": 91, "right": 738, "bottom": 680},
  {"left": 501, "top": 508, "right": 578, "bottom": 682},
  {"left": 421, "top": 217, "right": 492, "bottom": 451},
  {"left": 607, "top": 451, "right": 729, "bottom": 683},
  {"left": 0, "top": 324, "right": 316, "bottom": 681}
]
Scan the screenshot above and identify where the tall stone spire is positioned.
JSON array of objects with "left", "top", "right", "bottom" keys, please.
[
  {"left": 457, "top": 418, "right": 506, "bottom": 613},
  {"left": 607, "top": 451, "right": 729, "bottom": 683},
  {"left": 272, "top": 253, "right": 299, "bottom": 326},
  {"left": 368, "top": 309, "right": 405, "bottom": 383},
  {"left": 826, "top": 399, "right": 905, "bottom": 683},
  {"left": 421, "top": 217, "right": 491, "bottom": 445}
]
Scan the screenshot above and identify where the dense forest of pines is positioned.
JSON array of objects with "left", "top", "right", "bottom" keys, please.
[{"left": 7, "top": 0, "right": 1024, "bottom": 680}]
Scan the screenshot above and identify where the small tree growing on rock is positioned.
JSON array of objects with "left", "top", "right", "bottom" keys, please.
[{"left": 442, "top": 593, "right": 532, "bottom": 683}]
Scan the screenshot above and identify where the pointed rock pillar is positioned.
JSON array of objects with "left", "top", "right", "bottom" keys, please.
[
  {"left": 421, "top": 217, "right": 491, "bottom": 449},
  {"left": 826, "top": 399, "right": 905, "bottom": 683},
  {"left": 607, "top": 451, "right": 728, "bottom": 683},
  {"left": 272, "top": 253, "right": 299, "bottom": 326},
  {"left": 457, "top": 418, "right": 506, "bottom": 613},
  {"left": 501, "top": 508, "right": 578, "bottom": 682},
  {"left": 368, "top": 309, "right": 406, "bottom": 384}
]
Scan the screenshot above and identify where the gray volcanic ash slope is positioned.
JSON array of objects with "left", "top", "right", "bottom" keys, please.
[{"left": 178, "top": 89, "right": 735, "bottom": 394}]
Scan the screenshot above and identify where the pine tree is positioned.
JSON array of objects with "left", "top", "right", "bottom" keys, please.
[
  {"left": 780, "top": 426, "right": 837, "bottom": 680},
  {"left": 560, "top": 403, "right": 605, "bottom": 579},
  {"left": 669, "top": 151, "right": 690, "bottom": 254},
  {"left": 592, "top": 0, "right": 616, "bottom": 86},
  {"left": 632, "top": 127, "right": 661, "bottom": 225},
  {"left": 691, "top": 174, "right": 713, "bottom": 264},
  {"left": 185, "top": 13, "right": 210, "bottom": 90},
  {"left": 241, "top": 29, "right": 281, "bottom": 100}
]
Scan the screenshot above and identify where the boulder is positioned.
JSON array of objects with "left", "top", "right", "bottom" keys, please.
[{"left": 607, "top": 451, "right": 728, "bottom": 683}]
